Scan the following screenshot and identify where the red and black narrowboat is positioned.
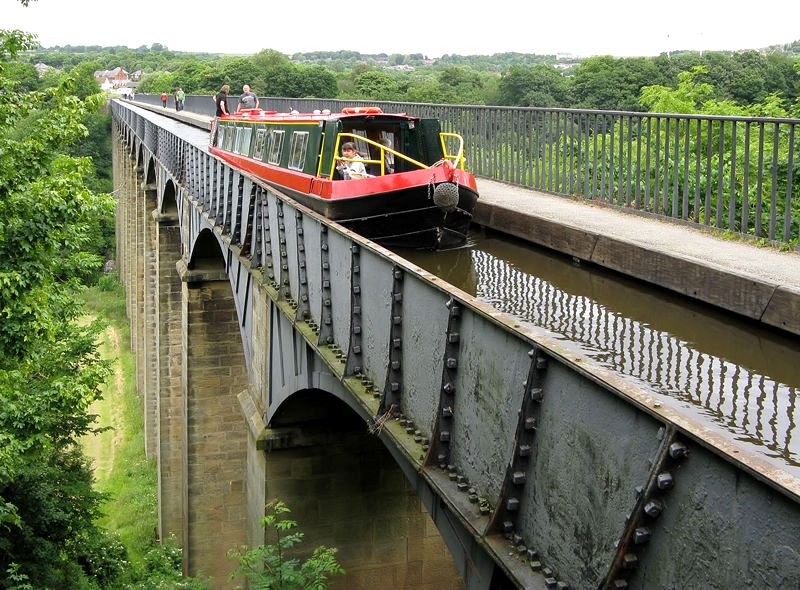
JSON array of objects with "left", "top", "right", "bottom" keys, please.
[{"left": 208, "top": 106, "right": 479, "bottom": 249}]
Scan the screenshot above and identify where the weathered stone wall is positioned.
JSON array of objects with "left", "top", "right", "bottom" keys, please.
[
  {"left": 181, "top": 273, "right": 249, "bottom": 586},
  {"left": 264, "top": 417, "right": 464, "bottom": 590},
  {"left": 154, "top": 208, "right": 184, "bottom": 543}
]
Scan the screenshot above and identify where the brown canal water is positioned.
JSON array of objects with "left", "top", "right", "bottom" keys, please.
[{"left": 396, "top": 227, "right": 800, "bottom": 470}]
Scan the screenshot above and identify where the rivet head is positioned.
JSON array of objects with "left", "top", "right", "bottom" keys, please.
[
  {"left": 506, "top": 497, "right": 520, "bottom": 511},
  {"left": 644, "top": 499, "right": 663, "bottom": 517},
  {"left": 656, "top": 472, "right": 674, "bottom": 490},
  {"left": 669, "top": 441, "right": 689, "bottom": 460},
  {"left": 512, "top": 471, "right": 527, "bottom": 485},
  {"left": 622, "top": 553, "right": 638, "bottom": 569},
  {"left": 440, "top": 431, "right": 450, "bottom": 443},
  {"left": 633, "top": 527, "right": 651, "bottom": 544}
]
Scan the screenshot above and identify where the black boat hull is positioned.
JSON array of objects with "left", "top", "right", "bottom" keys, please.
[{"left": 272, "top": 182, "right": 479, "bottom": 250}]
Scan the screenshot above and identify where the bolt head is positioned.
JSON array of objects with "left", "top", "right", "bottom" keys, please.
[
  {"left": 633, "top": 527, "right": 651, "bottom": 544},
  {"left": 669, "top": 441, "right": 689, "bottom": 459},
  {"left": 644, "top": 499, "right": 663, "bottom": 517},
  {"left": 656, "top": 472, "right": 674, "bottom": 490}
]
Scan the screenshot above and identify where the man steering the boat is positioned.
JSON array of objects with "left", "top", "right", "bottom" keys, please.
[{"left": 336, "top": 142, "right": 368, "bottom": 179}]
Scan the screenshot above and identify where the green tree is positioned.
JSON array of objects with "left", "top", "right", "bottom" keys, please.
[
  {"left": 0, "top": 25, "right": 117, "bottom": 588},
  {"left": 230, "top": 501, "right": 344, "bottom": 590},
  {"left": 352, "top": 69, "right": 402, "bottom": 100},
  {"left": 498, "top": 64, "right": 570, "bottom": 107}
]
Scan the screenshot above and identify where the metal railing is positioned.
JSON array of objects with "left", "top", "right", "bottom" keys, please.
[{"left": 132, "top": 93, "right": 800, "bottom": 245}]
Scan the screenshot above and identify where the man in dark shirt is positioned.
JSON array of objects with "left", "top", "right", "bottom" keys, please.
[{"left": 214, "top": 85, "right": 230, "bottom": 117}]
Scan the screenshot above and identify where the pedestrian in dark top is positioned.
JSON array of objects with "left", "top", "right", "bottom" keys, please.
[
  {"left": 237, "top": 84, "right": 259, "bottom": 111},
  {"left": 215, "top": 85, "right": 230, "bottom": 116},
  {"left": 160, "top": 91, "right": 168, "bottom": 107}
]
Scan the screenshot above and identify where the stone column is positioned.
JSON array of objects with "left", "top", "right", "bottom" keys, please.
[
  {"left": 154, "top": 210, "right": 184, "bottom": 544},
  {"left": 143, "top": 187, "right": 158, "bottom": 459},
  {"left": 179, "top": 261, "right": 249, "bottom": 588}
]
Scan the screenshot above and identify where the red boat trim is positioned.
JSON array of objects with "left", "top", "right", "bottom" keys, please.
[{"left": 209, "top": 147, "right": 478, "bottom": 202}]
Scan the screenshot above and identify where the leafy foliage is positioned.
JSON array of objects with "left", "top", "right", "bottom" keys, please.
[
  {"left": 230, "top": 501, "right": 344, "bottom": 590},
  {"left": 0, "top": 26, "right": 117, "bottom": 588}
]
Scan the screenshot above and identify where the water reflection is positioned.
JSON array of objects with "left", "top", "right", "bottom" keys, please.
[{"left": 399, "top": 230, "right": 800, "bottom": 467}]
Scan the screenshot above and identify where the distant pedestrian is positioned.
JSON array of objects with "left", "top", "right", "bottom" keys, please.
[
  {"left": 160, "top": 91, "right": 168, "bottom": 107},
  {"left": 237, "top": 84, "right": 259, "bottom": 111},
  {"left": 214, "top": 85, "right": 230, "bottom": 117},
  {"left": 175, "top": 87, "right": 185, "bottom": 111}
]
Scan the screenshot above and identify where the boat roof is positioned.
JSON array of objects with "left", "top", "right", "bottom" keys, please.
[{"left": 219, "top": 106, "right": 419, "bottom": 124}]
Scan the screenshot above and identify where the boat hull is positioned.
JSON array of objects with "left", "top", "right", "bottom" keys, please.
[
  {"left": 210, "top": 147, "right": 479, "bottom": 249},
  {"left": 278, "top": 182, "right": 478, "bottom": 249}
]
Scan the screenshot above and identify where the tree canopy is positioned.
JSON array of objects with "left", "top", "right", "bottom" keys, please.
[{"left": 0, "top": 27, "right": 117, "bottom": 588}]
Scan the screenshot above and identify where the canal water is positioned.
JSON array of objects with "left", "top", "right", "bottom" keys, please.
[{"left": 396, "top": 227, "right": 800, "bottom": 470}]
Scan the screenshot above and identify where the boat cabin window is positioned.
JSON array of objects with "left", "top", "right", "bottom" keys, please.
[
  {"left": 214, "top": 125, "right": 226, "bottom": 148},
  {"left": 288, "top": 131, "right": 310, "bottom": 171},
  {"left": 267, "top": 130, "right": 285, "bottom": 165},
  {"left": 223, "top": 125, "right": 235, "bottom": 151},
  {"left": 253, "top": 128, "right": 267, "bottom": 160},
  {"left": 234, "top": 126, "right": 252, "bottom": 155}
]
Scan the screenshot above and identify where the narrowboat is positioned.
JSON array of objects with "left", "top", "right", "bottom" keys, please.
[{"left": 208, "top": 106, "right": 479, "bottom": 249}]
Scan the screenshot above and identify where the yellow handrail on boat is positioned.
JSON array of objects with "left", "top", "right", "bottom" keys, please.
[
  {"left": 439, "top": 132, "right": 466, "bottom": 170},
  {"left": 329, "top": 133, "right": 430, "bottom": 179},
  {"left": 327, "top": 131, "right": 467, "bottom": 178}
]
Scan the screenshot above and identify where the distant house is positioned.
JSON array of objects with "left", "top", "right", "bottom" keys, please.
[
  {"left": 94, "top": 67, "right": 130, "bottom": 89},
  {"left": 386, "top": 64, "right": 415, "bottom": 72},
  {"left": 130, "top": 69, "right": 144, "bottom": 81},
  {"left": 34, "top": 62, "right": 54, "bottom": 77}
]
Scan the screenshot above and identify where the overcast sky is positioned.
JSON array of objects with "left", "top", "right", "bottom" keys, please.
[{"left": 2, "top": 0, "right": 800, "bottom": 58}]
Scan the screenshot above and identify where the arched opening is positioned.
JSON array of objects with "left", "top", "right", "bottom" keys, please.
[
  {"left": 145, "top": 157, "right": 156, "bottom": 185},
  {"left": 188, "top": 228, "right": 223, "bottom": 270},
  {"left": 136, "top": 144, "right": 144, "bottom": 174},
  {"left": 162, "top": 180, "right": 178, "bottom": 217},
  {"left": 266, "top": 389, "right": 465, "bottom": 590}
]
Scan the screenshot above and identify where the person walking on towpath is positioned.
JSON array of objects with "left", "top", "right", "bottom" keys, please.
[
  {"left": 174, "top": 87, "right": 185, "bottom": 111},
  {"left": 160, "top": 91, "right": 168, "bottom": 107}
]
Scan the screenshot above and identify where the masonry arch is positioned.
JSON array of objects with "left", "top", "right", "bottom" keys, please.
[
  {"left": 266, "top": 387, "right": 465, "bottom": 590},
  {"left": 145, "top": 156, "right": 157, "bottom": 185},
  {"left": 188, "top": 228, "right": 224, "bottom": 270},
  {"left": 136, "top": 143, "right": 144, "bottom": 174},
  {"left": 161, "top": 179, "right": 178, "bottom": 217}
]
